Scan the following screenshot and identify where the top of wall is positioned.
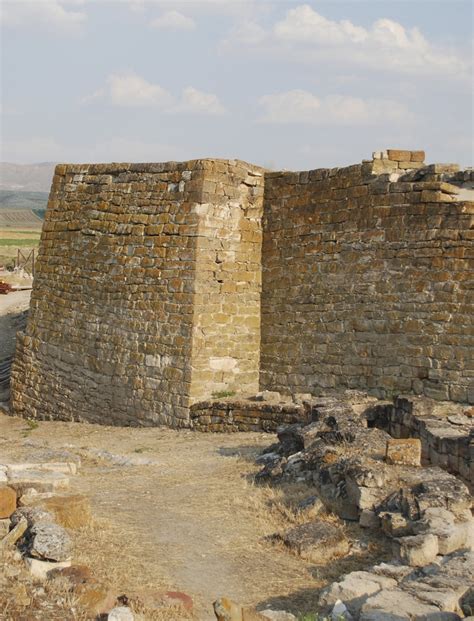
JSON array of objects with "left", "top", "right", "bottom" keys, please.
[{"left": 53, "top": 158, "right": 267, "bottom": 177}]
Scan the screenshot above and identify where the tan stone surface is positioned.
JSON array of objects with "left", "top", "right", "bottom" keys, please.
[
  {"left": 385, "top": 438, "right": 422, "bottom": 466},
  {"left": 0, "top": 486, "right": 17, "bottom": 519},
  {"left": 34, "top": 494, "right": 91, "bottom": 529}
]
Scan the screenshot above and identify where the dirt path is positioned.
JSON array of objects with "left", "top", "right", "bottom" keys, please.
[{"left": 0, "top": 413, "right": 341, "bottom": 620}]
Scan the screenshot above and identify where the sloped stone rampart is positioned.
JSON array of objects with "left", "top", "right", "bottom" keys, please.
[
  {"left": 11, "top": 159, "right": 265, "bottom": 427},
  {"left": 10, "top": 150, "right": 474, "bottom": 428},
  {"left": 261, "top": 154, "right": 474, "bottom": 404}
]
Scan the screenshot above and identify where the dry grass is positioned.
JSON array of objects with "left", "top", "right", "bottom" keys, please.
[{"left": 0, "top": 415, "right": 392, "bottom": 619}]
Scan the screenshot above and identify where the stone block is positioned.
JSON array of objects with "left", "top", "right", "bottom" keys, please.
[
  {"left": 280, "top": 521, "right": 349, "bottom": 563},
  {"left": 410, "top": 151, "right": 425, "bottom": 162},
  {"left": 385, "top": 438, "right": 421, "bottom": 466},
  {"left": 394, "top": 533, "right": 439, "bottom": 567},
  {"left": 319, "top": 571, "right": 397, "bottom": 617},
  {"left": 387, "top": 149, "right": 412, "bottom": 162},
  {"left": 26, "top": 557, "right": 71, "bottom": 580},
  {"left": 7, "top": 470, "right": 70, "bottom": 495},
  {"left": 34, "top": 495, "right": 92, "bottom": 529},
  {"left": 0, "top": 486, "right": 17, "bottom": 519},
  {"left": 29, "top": 521, "right": 72, "bottom": 562}
]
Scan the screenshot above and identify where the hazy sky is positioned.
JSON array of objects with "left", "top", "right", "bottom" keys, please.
[{"left": 1, "top": 0, "right": 472, "bottom": 170}]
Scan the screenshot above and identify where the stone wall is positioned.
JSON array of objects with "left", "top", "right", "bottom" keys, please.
[
  {"left": 11, "top": 159, "right": 264, "bottom": 427},
  {"left": 260, "top": 151, "right": 474, "bottom": 404}
]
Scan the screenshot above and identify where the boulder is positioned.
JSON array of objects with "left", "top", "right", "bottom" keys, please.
[
  {"left": 360, "top": 588, "right": 445, "bottom": 620},
  {"left": 34, "top": 494, "right": 91, "bottom": 529},
  {"left": 319, "top": 571, "right": 397, "bottom": 617},
  {"left": 108, "top": 607, "right": 134, "bottom": 621},
  {"left": 0, "top": 486, "right": 17, "bottom": 519},
  {"left": 394, "top": 534, "right": 439, "bottom": 567},
  {"left": 48, "top": 564, "right": 92, "bottom": 586},
  {"left": 280, "top": 521, "right": 349, "bottom": 563},
  {"left": 29, "top": 521, "right": 72, "bottom": 562}
]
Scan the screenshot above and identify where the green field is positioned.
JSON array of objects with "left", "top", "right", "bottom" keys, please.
[{"left": 0, "top": 238, "right": 41, "bottom": 246}]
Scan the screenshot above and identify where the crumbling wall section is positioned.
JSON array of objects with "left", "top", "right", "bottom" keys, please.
[{"left": 261, "top": 152, "right": 474, "bottom": 404}]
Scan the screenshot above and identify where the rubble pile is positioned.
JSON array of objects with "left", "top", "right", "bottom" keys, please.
[{"left": 255, "top": 393, "right": 474, "bottom": 620}]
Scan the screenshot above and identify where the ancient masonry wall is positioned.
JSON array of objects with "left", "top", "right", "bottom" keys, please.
[
  {"left": 11, "top": 160, "right": 264, "bottom": 427},
  {"left": 260, "top": 151, "right": 474, "bottom": 404}
]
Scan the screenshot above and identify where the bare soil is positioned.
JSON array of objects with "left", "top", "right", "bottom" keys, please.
[
  {"left": 0, "top": 413, "right": 390, "bottom": 620},
  {"left": 0, "top": 294, "right": 390, "bottom": 620}
]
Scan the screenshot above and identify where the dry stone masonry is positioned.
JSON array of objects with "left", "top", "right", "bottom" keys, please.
[{"left": 10, "top": 150, "right": 474, "bottom": 427}]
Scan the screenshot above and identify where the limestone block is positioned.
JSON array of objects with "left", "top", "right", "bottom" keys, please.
[
  {"left": 7, "top": 470, "right": 70, "bottom": 495},
  {"left": 0, "top": 486, "right": 17, "bottom": 519},
  {"left": 29, "top": 521, "right": 72, "bottom": 562},
  {"left": 387, "top": 149, "right": 412, "bottom": 162},
  {"left": 360, "top": 588, "right": 440, "bottom": 620},
  {"left": 33, "top": 495, "right": 92, "bottom": 529},
  {"left": 385, "top": 438, "right": 421, "bottom": 466},
  {"left": 26, "top": 557, "right": 71, "bottom": 580},
  {"left": 280, "top": 521, "right": 349, "bottom": 563},
  {"left": 394, "top": 533, "right": 439, "bottom": 567},
  {"left": 108, "top": 607, "right": 134, "bottom": 621},
  {"left": 319, "top": 571, "right": 397, "bottom": 617}
]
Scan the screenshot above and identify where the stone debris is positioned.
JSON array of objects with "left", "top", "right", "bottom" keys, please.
[
  {"left": 213, "top": 597, "right": 271, "bottom": 620},
  {"left": 320, "top": 550, "right": 474, "bottom": 620},
  {"left": 108, "top": 606, "right": 134, "bottom": 621},
  {"left": 25, "top": 556, "right": 71, "bottom": 580},
  {"left": 84, "top": 448, "right": 159, "bottom": 467},
  {"left": 28, "top": 521, "right": 72, "bottom": 562}
]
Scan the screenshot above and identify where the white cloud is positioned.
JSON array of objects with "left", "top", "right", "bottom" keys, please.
[
  {"left": 84, "top": 73, "right": 174, "bottom": 108},
  {"left": 175, "top": 87, "right": 226, "bottom": 115},
  {"left": 222, "top": 21, "right": 266, "bottom": 46},
  {"left": 258, "top": 90, "right": 411, "bottom": 125},
  {"left": 1, "top": 0, "right": 86, "bottom": 34},
  {"left": 150, "top": 10, "right": 195, "bottom": 31},
  {"left": 224, "top": 4, "right": 469, "bottom": 78},
  {"left": 83, "top": 74, "right": 225, "bottom": 116}
]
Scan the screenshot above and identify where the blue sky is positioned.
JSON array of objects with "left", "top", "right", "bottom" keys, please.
[{"left": 1, "top": 0, "right": 472, "bottom": 170}]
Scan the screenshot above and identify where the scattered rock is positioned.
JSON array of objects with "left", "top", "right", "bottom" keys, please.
[
  {"left": 0, "top": 485, "right": 17, "bottom": 518},
  {"left": 319, "top": 571, "right": 397, "bottom": 618},
  {"left": 29, "top": 521, "right": 72, "bottom": 562},
  {"left": 280, "top": 521, "right": 349, "bottom": 563},
  {"left": 394, "top": 533, "right": 439, "bottom": 567},
  {"left": 25, "top": 557, "right": 71, "bottom": 580},
  {"left": 297, "top": 495, "right": 324, "bottom": 518},
  {"left": 331, "top": 599, "right": 354, "bottom": 621},
  {"left": 47, "top": 564, "right": 92, "bottom": 586},
  {"left": 360, "top": 587, "right": 440, "bottom": 619},
  {"left": 108, "top": 606, "right": 134, "bottom": 621},
  {"left": 77, "top": 583, "right": 117, "bottom": 616},
  {"left": 10, "top": 506, "right": 54, "bottom": 528},
  {"left": 359, "top": 510, "right": 380, "bottom": 529},
  {"left": 213, "top": 597, "right": 269, "bottom": 620},
  {"left": 0, "top": 517, "right": 27, "bottom": 548},
  {"left": 0, "top": 518, "right": 10, "bottom": 538}
]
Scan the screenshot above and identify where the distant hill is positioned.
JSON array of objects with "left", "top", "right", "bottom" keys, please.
[
  {"left": 0, "top": 162, "right": 56, "bottom": 192},
  {"left": 0, "top": 190, "right": 49, "bottom": 210},
  {"left": 0, "top": 208, "right": 44, "bottom": 228}
]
